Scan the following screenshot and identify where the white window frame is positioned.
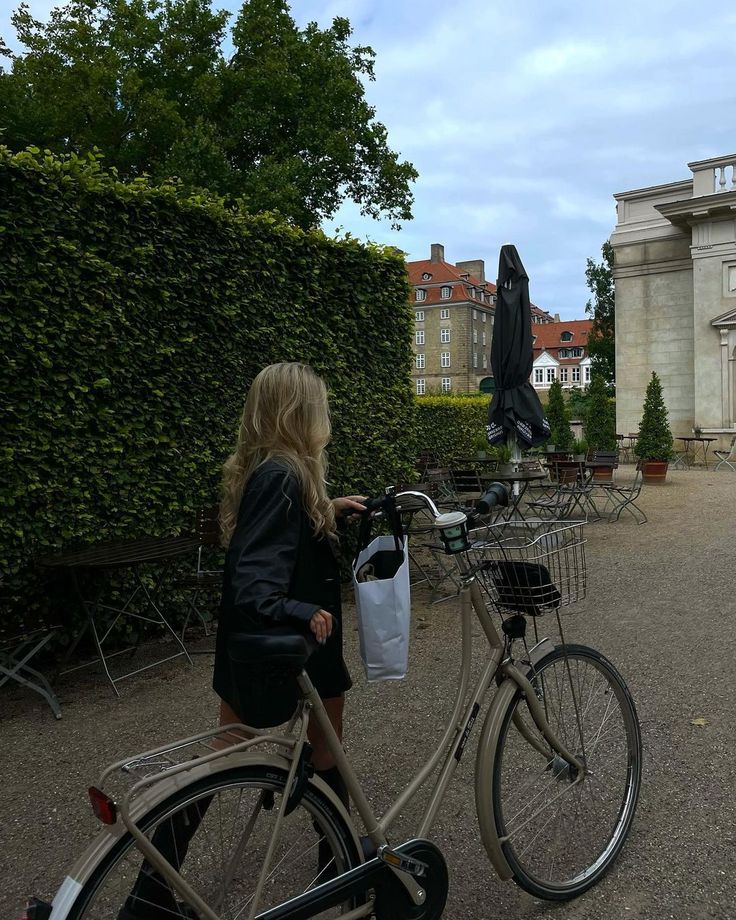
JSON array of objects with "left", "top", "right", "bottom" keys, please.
[
  {"left": 559, "top": 367, "right": 568, "bottom": 383},
  {"left": 440, "top": 328, "right": 451, "bottom": 344},
  {"left": 572, "top": 367, "right": 580, "bottom": 383},
  {"left": 415, "top": 310, "right": 424, "bottom": 322},
  {"left": 441, "top": 377, "right": 452, "bottom": 393},
  {"left": 473, "top": 352, "right": 478, "bottom": 368},
  {"left": 415, "top": 330, "right": 425, "bottom": 345},
  {"left": 546, "top": 367, "right": 555, "bottom": 384},
  {"left": 473, "top": 309, "right": 477, "bottom": 320},
  {"left": 473, "top": 329, "right": 478, "bottom": 344},
  {"left": 482, "top": 312, "right": 486, "bottom": 323},
  {"left": 482, "top": 354, "right": 487, "bottom": 369},
  {"left": 584, "top": 365, "right": 591, "bottom": 383},
  {"left": 441, "top": 286, "right": 451, "bottom": 299},
  {"left": 416, "top": 378, "right": 426, "bottom": 395},
  {"left": 440, "top": 308, "right": 450, "bottom": 319},
  {"left": 415, "top": 353, "right": 425, "bottom": 369},
  {"left": 440, "top": 352, "right": 451, "bottom": 368},
  {"left": 415, "top": 289, "right": 426, "bottom": 302},
  {"left": 482, "top": 331, "right": 486, "bottom": 346},
  {"left": 534, "top": 368, "right": 544, "bottom": 384}
]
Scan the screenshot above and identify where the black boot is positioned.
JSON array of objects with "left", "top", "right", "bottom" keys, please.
[
  {"left": 117, "top": 797, "right": 211, "bottom": 919},
  {"left": 314, "top": 766, "right": 349, "bottom": 881}
]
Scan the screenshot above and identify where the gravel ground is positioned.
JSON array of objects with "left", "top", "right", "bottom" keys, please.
[{"left": 2, "top": 469, "right": 735, "bottom": 919}]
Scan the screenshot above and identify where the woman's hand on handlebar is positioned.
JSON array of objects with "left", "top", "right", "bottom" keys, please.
[
  {"left": 333, "top": 495, "right": 368, "bottom": 519},
  {"left": 310, "top": 609, "right": 334, "bottom": 644}
]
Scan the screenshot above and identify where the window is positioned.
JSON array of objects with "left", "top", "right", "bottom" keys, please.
[
  {"left": 546, "top": 367, "right": 555, "bottom": 384},
  {"left": 440, "top": 308, "right": 450, "bottom": 319},
  {"left": 560, "top": 331, "right": 573, "bottom": 342},
  {"left": 441, "top": 286, "right": 451, "bottom": 299},
  {"left": 416, "top": 378, "right": 426, "bottom": 395},
  {"left": 559, "top": 367, "right": 568, "bottom": 383},
  {"left": 415, "top": 330, "right": 425, "bottom": 345},
  {"left": 534, "top": 368, "right": 544, "bottom": 384},
  {"left": 473, "top": 329, "right": 478, "bottom": 344},
  {"left": 473, "top": 353, "right": 478, "bottom": 368},
  {"left": 473, "top": 309, "right": 477, "bottom": 320},
  {"left": 415, "top": 353, "right": 425, "bottom": 369},
  {"left": 415, "top": 310, "right": 424, "bottom": 322},
  {"left": 421, "top": 272, "right": 431, "bottom": 281},
  {"left": 440, "top": 352, "right": 451, "bottom": 368},
  {"left": 441, "top": 377, "right": 452, "bottom": 393},
  {"left": 482, "top": 354, "right": 487, "bottom": 369},
  {"left": 482, "top": 331, "right": 486, "bottom": 346},
  {"left": 415, "top": 289, "right": 426, "bottom": 302},
  {"left": 440, "top": 328, "right": 451, "bottom": 343},
  {"left": 572, "top": 367, "right": 580, "bottom": 383},
  {"left": 482, "top": 312, "right": 486, "bottom": 323},
  {"left": 584, "top": 365, "right": 591, "bottom": 383}
]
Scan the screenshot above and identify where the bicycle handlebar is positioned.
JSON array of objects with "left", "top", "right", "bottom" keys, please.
[{"left": 357, "top": 483, "right": 510, "bottom": 527}]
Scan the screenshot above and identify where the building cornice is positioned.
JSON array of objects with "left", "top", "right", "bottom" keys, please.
[
  {"left": 612, "top": 257, "right": 693, "bottom": 279},
  {"left": 656, "top": 191, "right": 736, "bottom": 227},
  {"left": 711, "top": 308, "right": 736, "bottom": 327},
  {"left": 613, "top": 179, "right": 692, "bottom": 202}
]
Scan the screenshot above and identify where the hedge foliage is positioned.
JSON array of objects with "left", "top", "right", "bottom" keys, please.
[
  {"left": 0, "top": 147, "right": 415, "bottom": 625},
  {"left": 415, "top": 395, "right": 491, "bottom": 465}
]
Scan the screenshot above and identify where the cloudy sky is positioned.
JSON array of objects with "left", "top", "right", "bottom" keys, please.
[{"left": 3, "top": 0, "right": 736, "bottom": 318}]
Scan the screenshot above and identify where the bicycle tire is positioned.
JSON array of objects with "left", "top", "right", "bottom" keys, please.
[
  {"left": 489, "top": 644, "right": 642, "bottom": 900},
  {"left": 64, "top": 764, "right": 363, "bottom": 919}
]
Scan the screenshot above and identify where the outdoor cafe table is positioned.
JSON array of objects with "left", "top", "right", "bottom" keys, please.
[
  {"left": 41, "top": 534, "right": 199, "bottom": 696},
  {"left": 676, "top": 436, "right": 718, "bottom": 468}
]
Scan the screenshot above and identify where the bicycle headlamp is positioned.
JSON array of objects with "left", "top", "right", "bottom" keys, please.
[{"left": 434, "top": 511, "right": 470, "bottom": 554}]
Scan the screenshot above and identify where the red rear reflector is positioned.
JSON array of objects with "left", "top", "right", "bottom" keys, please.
[{"left": 88, "top": 786, "right": 117, "bottom": 824}]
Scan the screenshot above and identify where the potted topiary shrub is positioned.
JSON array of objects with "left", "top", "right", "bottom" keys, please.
[
  {"left": 545, "top": 379, "right": 575, "bottom": 454},
  {"left": 635, "top": 371, "right": 673, "bottom": 483},
  {"left": 492, "top": 443, "right": 514, "bottom": 475},
  {"left": 572, "top": 438, "right": 589, "bottom": 462},
  {"left": 473, "top": 431, "right": 489, "bottom": 460}
]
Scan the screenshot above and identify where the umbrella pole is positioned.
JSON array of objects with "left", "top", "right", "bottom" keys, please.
[{"left": 508, "top": 434, "right": 522, "bottom": 498}]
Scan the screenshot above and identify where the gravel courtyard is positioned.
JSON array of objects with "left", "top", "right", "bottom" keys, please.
[{"left": 2, "top": 469, "right": 735, "bottom": 919}]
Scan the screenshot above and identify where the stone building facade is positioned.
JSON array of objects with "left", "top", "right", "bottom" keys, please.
[{"left": 611, "top": 154, "right": 736, "bottom": 446}]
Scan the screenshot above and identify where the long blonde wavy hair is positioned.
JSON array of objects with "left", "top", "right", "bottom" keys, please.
[{"left": 219, "top": 362, "right": 336, "bottom": 547}]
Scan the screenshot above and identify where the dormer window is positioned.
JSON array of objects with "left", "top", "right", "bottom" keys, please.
[
  {"left": 416, "top": 289, "right": 426, "bottom": 302},
  {"left": 441, "top": 286, "right": 451, "bottom": 299},
  {"left": 422, "top": 272, "right": 432, "bottom": 281},
  {"left": 560, "top": 331, "right": 574, "bottom": 342}
]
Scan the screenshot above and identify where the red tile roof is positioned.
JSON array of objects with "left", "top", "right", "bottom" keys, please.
[
  {"left": 407, "top": 259, "right": 497, "bottom": 307},
  {"left": 531, "top": 319, "right": 593, "bottom": 354}
]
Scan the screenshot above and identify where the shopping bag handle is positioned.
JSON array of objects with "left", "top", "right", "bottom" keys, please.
[{"left": 354, "top": 492, "right": 404, "bottom": 560}]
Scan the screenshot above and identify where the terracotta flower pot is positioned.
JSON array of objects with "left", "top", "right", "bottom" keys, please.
[{"left": 640, "top": 460, "right": 669, "bottom": 484}]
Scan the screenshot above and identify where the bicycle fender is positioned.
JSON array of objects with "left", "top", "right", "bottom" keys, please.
[{"left": 474, "top": 639, "right": 556, "bottom": 884}]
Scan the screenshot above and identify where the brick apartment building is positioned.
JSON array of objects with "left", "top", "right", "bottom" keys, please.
[{"left": 407, "top": 243, "right": 555, "bottom": 394}]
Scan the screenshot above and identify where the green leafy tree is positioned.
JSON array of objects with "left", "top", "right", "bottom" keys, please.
[
  {"left": 546, "top": 378, "right": 574, "bottom": 450},
  {"left": 635, "top": 372, "right": 673, "bottom": 461},
  {"left": 584, "top": 372, "right": 616, "bottom": 450},
  {"left": 0, "top": 0, "right": 417, "bottom": 228},
  {"left": 585, "top": 240, "right": 615, "bottom": 386}
]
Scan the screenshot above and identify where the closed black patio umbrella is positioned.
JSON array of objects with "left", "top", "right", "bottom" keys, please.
[{"left": 486, "top": 244, "right": 550, "bottom": 449}]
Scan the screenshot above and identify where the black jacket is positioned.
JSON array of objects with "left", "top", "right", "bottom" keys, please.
[{"left": 213, "top": 459, "right": 345, "bottom": 706}]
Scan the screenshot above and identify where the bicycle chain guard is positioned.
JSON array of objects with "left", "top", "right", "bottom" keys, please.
[{"left": 373, "top": 839, "right": 448, "bottom": 920}]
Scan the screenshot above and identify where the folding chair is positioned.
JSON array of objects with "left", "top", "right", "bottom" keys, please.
[
  {"left": 714, "top": 436, "right": 736, "bottom": 472},
  {"left": 449, "top": 468, "right": 484, "bottom": 508},
  {"left": 596, "top": 465, "right": 648, "bottom": 524},
  {"left": 178, "top": 505, "right": 223, "bottom": 641}
]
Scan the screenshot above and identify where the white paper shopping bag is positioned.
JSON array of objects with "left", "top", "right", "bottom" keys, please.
[{"left": 352, "top": 533, "right": 411, "bottom": 681}]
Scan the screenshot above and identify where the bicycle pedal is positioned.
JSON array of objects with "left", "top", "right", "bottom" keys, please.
[{"left": 378, "top": 845, "right": 428, "bottom": 877}]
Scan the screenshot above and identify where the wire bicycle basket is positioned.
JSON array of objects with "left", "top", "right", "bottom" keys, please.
[{"left": 468, "top": 518, "right": 586, "bottom": 617}]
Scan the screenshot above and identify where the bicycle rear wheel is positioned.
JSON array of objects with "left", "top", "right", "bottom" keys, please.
[
  {"left": 65, "top": 764, "right": 362, "bottom": 919},
  {"left": 489, "top": 644, "right": 641, "bottom": 900}
]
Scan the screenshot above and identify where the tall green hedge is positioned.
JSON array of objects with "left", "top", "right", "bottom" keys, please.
[
  {"left": 0, "top": 147, "right": 415, "bottom": 624},
  {"left": 414, "top": 395, "right": 490, "bottom": 465}
]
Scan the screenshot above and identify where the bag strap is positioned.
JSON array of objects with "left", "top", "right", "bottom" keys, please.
[{"left": 354, "top": 493, "right": 405, "bottom": 562}]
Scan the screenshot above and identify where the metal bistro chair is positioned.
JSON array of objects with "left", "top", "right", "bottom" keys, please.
[
  {"left": 178, "top": 505, "right": 223, "bottom": 642},
  {"left": 595, "top": 464, "right": 648, "bottom": 524},
  {"left": 713, "top": 436, "right": 736, "bottom": 472},
  {"left": 528, "top": 461, "right": 596, "bottom": 521},
  {"left": 449, "top": 468, "right": 484, "bottom": 509}
]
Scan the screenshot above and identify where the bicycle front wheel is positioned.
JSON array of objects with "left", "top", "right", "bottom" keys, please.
[
  {"left": 65, "top": 764, "right": 362, "bottom": 919},
  {"left": 489, "top": 644, "right": 642, "bottom": 900}
]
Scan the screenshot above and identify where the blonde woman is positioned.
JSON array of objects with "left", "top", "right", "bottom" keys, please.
[{"left": 214, "top": 361, "right": 364, "bottom": 778}]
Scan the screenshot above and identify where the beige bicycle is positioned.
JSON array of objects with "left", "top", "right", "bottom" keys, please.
[{"left": 34, "top": 486, "right": 642, "bottom": 920}]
